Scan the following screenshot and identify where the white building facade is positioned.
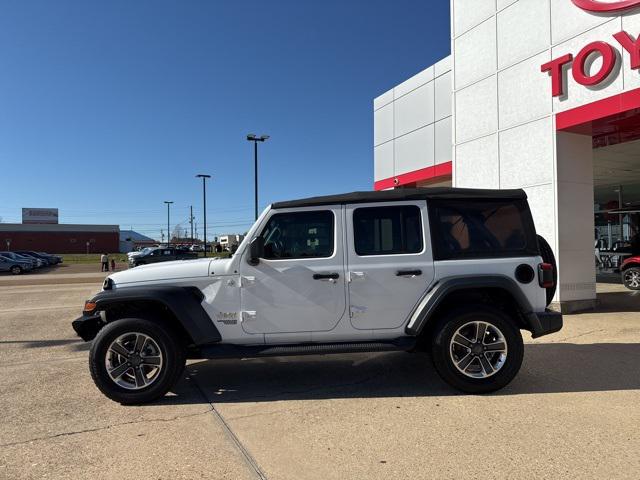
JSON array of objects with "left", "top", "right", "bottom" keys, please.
[{"left": 374, "top": 0, "right": 640, "bottom": 311}]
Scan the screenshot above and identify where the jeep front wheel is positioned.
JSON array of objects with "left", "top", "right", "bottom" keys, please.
[
  {"left": 431, "top": 306, "right": 524, "bottom": 394},
  {"left": 89, "top": 318, "right": 186, "bottom": 404}
]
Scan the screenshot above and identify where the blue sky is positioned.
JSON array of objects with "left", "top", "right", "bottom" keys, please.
[{"left": 0, "top": 0, "right": 450, "bottom": 240}]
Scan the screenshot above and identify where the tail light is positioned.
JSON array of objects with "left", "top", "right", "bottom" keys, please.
[{"left": 538, "top": 263, "right": 554, "bottom": 288}]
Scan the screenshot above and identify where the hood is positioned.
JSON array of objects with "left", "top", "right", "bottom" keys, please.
[{"left": 108, "top": 257, "right": 235, "bottom": 286}]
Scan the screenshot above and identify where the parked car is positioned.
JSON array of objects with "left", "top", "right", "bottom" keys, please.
[
  {"left": 37, "top": 252, "right": 63, "bottom": 264},
  {"left": 0, "top": 255, "right": 33, "bottom": 274},
  {"left": 129, "top": 247, "right": 198, "bottom": 267},
  {"left": 0, "top": 251, "right": 39, "bottom": 269},
  {"left": 127, "top": 247, "right": 158, "bottom": 261},
  {"left": 15, "top": 251, "right": 54, "bottom": 266},
  {"left": 73, "top": 187, "right": 562, "bottom": 404},
  {"left": 189, "top": 244, "right": 204, "bottom": 252}
]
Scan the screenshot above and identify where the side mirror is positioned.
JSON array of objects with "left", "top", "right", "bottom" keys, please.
[{"left": 248, "top": 237, "right": 264, "bottom": 265}]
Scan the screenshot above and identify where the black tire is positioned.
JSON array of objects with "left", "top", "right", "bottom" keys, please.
[
  {"left": 10, "top": 266, "right": 22, "bottom": 275},
  {"left": 622, "top": 267, "right": 640, "bottom": 290},
  {"left": 537, "top": 234, "right": 557, "bottom": 306},
  {"left": 431, "top": 305, "right": 524, "bottom": 394},
  {"left": 89, "top": 318, "right": 186, "bottom": 404}
]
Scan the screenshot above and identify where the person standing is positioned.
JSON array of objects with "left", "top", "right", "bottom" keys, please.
[{"left": 101, "top": 253, "right": 109, "bottom": 272}]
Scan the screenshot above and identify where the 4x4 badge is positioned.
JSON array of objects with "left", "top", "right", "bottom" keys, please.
[{"left": 216, "top": 312, "right": 238, "bottom": 325}]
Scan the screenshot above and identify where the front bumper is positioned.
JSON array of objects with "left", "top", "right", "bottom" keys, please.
[
  {"left": 72, "top": 312, "right": 104, "bottom": 341},
  {"left": 530, "top": 309, "right": 563, "bottom": 338}
]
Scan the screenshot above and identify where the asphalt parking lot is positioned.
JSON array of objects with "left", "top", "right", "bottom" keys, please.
[{"left": 1, "top": 277, "right": 639, "bottom": 479}]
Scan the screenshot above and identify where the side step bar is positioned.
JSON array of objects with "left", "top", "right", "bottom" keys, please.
[{"left": 193, "top": 337, "right": 417, "bottom": 360}]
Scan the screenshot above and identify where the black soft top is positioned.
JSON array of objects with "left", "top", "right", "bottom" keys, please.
[{"left": 272, "top": 187, "right": 527, "bottom": 209}]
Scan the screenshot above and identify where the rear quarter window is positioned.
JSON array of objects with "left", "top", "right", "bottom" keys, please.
[{"left": 429, "top": 199, "right": 538, "bottom": 260}]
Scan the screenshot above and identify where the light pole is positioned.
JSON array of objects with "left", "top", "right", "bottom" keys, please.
[
  {"left": 246, "top": 134, "right": 270, "bottom": 220},
  {"left": 190, "top": 205, "right": 194, "bottom": 244},
  {"left": 196, "top": 174, "right": 211, "bottom": 257},
  {"left": 164, "top": 201, "right": 173, "bottom": 246}
]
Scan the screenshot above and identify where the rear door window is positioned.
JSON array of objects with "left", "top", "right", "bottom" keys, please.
[
  {"left": 353, "top": 205, "right": 423, "bottom": 256},
  {"left": 429, "top": 200, "right": 537, "bottom": 260}
]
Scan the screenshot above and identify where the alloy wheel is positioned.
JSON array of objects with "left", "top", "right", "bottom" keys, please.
[
  {"left": 624, "top": 270, "right": 640, "bottom": 289},
  {"left": 105, "top": 332, "right": 163, "bottom": 390},
  {"left": 449, "top": 321, "right": 508, "bottom": 379}
]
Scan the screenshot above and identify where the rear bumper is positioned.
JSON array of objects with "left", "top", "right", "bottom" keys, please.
[
  {"left": 530, "top": 309, "right": 563, "bottom": 338},
  {"left": 72, "top": 312, "right": 104, "bottom": 341}
]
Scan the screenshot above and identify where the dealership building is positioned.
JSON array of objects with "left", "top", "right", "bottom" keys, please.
[{"left": 374, "top": 0, "right": 640, "bottom": 311}]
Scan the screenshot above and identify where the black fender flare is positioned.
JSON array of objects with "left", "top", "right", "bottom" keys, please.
[
  {"left": 405, "top": 275, "right": 545, "bottom": 337},
  {"left": 73, "top": 285, "right": 221, "bottom": 345},
  {"left": 620, "top": 261, "right": 640, "bottom": 272}
]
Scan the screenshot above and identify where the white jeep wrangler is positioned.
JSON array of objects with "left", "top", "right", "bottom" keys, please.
[{"left": 73, "top": 188, "right": 562, "bottom": 404}]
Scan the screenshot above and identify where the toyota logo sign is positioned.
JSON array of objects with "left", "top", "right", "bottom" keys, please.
[{"left": 572, "top": 0, "right": 640, "bottom": 12}]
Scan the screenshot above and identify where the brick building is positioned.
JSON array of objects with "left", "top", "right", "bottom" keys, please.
[{"left": 0, "top": 223, "right": 120, "bottom": 254}]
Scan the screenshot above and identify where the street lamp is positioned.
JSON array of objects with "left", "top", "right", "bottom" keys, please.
[
  {"left": 164, "top": 201, "right": 173, "bottom": 246},
  {"left": 196, "top": 174, "right": 211, "bottom": 257},
  {"left": 246, "top": 133, "right": 270, "bottom": 220}
]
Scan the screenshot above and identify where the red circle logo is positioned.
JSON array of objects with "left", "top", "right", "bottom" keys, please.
[{"left": 572, "top": 0, "right": 640, "bottom": 11}]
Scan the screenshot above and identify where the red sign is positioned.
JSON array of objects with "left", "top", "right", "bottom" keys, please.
[
  {"left": 541, "top": 31, "right": 640, "bottom": 97},
  {"left": 572, "top": 0, "right": 640, "bottom": 12}
]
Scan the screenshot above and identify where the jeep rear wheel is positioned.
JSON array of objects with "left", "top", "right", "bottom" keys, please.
[
  {"left": 431, "top": 305, "right": 524, "bottom": 394},
  {"left": 10, "top": 266, "right": 22, "bottom": 275},
  {"left": 623, "top": 267, "right": 640, "bottom": 290},
  {"left": 89, "top": 318, "right": 186, "bottom": 404}
]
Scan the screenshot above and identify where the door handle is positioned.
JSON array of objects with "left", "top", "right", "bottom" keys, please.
[
  {"left": 396, "top": 269, "right": 422, "bottom": 277},
  {"left": 313, "top": 273, "right": 340, "bottom": 280}
]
